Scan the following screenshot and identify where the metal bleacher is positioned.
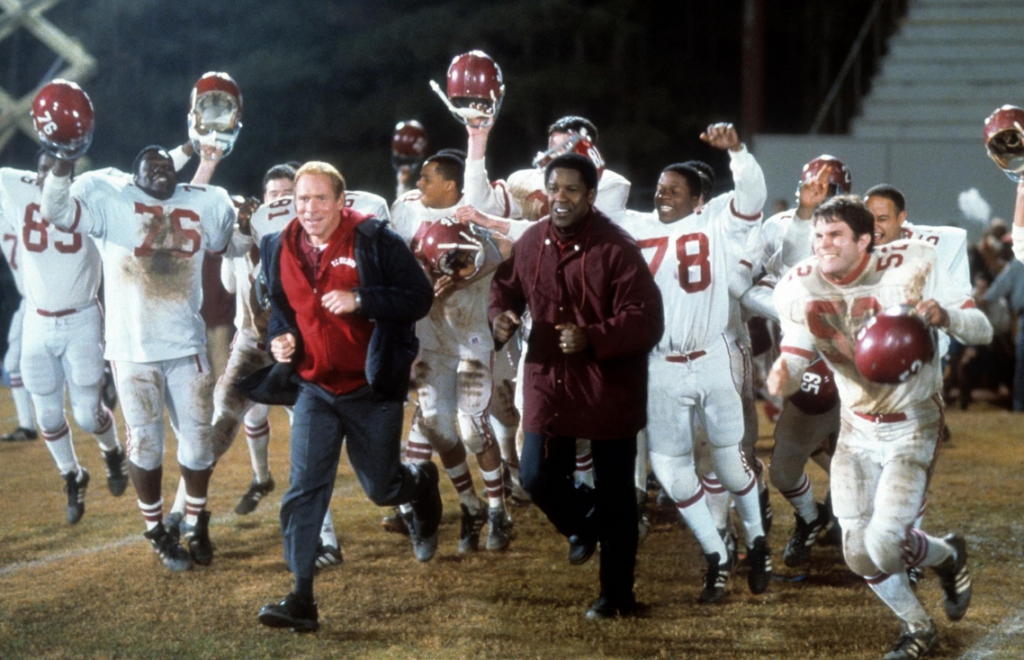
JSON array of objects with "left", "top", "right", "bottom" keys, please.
[{"left": 755, "top": 0, "right": 1023, "bottom": 229}]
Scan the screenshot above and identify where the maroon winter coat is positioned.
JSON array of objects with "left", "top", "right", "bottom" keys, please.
[{"left": 488, "top": 208, "right": 664, "bottom": 440}]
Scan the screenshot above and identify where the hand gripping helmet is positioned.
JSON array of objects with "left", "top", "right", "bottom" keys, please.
[
  {"left": 391, "top": 120, "right": 429, "bottom": 172},
  {"left": 532, "top": 128, "right": 606, "bottom": 179},
  {"left": 188, "top": 72, "right": 243, "bottom": 159},
  {"left": 418, "top": 217, "right": 485, "bottom": 279},
  {"left": 31, "top": 79, "right": 94, "bottom": 161},
  {"left": 984, "top": 105, "right": 1024, "bottom": 182},
  {"left": 854, "top": 305, "right": 935, "bottom": 385},
  {"left": 430, "top": 50, "right": 504, "bottom": 127},
  {"left": 787, "top": 358, "right": 839, "bottom": 415},
  {"left": 798, "top": 155, "right": 852, "bottom": 198}
]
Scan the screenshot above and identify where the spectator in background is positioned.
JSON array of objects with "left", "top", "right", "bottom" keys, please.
[{"left": 984, "top": 242, "right": 1024, "bottom": 412}]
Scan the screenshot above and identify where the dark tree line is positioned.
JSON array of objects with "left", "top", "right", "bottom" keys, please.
[{"left": 1, "top": 0, "right": 874, "bottom": 205}]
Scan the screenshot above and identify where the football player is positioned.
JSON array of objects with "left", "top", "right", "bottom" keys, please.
[
  {"left": 391, "top": 152, "right": 513, "bottom": 558},
  {"left": 0, "top": 146, "right": 129, "bottom": 523},
  {"left": 42, "top": 142, "right": 236, "bottom": 572},
  {"left": 617, "top": 123, "right": 770, "bottom": 603},
  {"left": 0, "top": 221, "right": 37, "bottom": 443},
  {"left": 768, "top": 195, "right": 988, "bottom": 659},
  {"left": 741, "top": 156, "right": 851, "bottom": 567}
]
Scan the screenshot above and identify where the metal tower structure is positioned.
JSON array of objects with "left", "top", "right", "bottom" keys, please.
[{"left": 0, "top": 0, "right": 96, "bottom": 154}]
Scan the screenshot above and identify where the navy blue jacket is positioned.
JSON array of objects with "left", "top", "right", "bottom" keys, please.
[{"left": 237, "top": 216, "right": 432, "bottom": 404}]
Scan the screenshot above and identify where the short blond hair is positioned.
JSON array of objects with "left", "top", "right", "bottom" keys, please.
[{"left": 294, "top": 161, "right": 346, "bottom": 199}]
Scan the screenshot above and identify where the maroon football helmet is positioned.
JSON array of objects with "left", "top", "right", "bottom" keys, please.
[
  {"left": 31, "top": 79, "right": 94, "bottom": 160},
  {"left": 532, "top": 129, "right": 606, "bottom": 179},
  {"left": 984, "top": 105, "right": 1024, "bottom": 182},
  {"left": 788, "top": 358, "right": 839, "bottom": 415},
  {"left": 799, "top": 155, "right": 852, "bottom": 198},
  {"left": 417, "top": 217, "right": 484, "bottom": 279},
  {"left": 430, "top": 50, "right": 504, "bottom": 127},
  {"left": 392, "top": 120, "right": 429, "bottom": 159},
  {"left": 854, "top": 305, "right": 935, "bottom": 384},
  {"left": 188, "top": 72, "right": 243, "bottom": 159}
]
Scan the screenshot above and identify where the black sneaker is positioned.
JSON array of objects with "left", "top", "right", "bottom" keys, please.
[
  {"left": 457, "top": 503, "right": 488, "bottom": 554},
  {"left": 314, "top": 542, "right": 344, "bottom": 571},
  {"left": 1, "top": 427, "right": 38, "bottom": 442},
  {"left": 933, "top": 534, "right": 971, "bottom": 622},
  {"left": 783, "top": 502, "right": 829, "bottom": 568},
  {"left": 881, "top": 620, "right": 937, "bottom": 660},
  {"left": 63, "top": 468, "right": 89, "bottom": 524},
  {"left": 102, "top": 447, "right": 129, "bottom": 496},
  {"left": 164, "top": 511, "right": 183, "bottom": 542},
  {"left": 486, "top": 506, "right": 513, "bottom": 551},
  {"left": 699, "top": 551, "right": 733, "bottom": 605},
  {"left": 746, "top": 536, "right": 772, "bottom": 594},
  {"left": 144, "top": 523, "right": 192, "bottom": 572},
  {"left": 234, "top": 477, "right": 275, "bottom": 515},
  {"left": 382, "top": 508, "right": 413, "bottom": 536},
  {"left": 409, "top": 462, "right": 442, "bottom": 562},
  {"left": 907, "top": 566, "right": 923, "bottom": 590},
  {"left": 258, "top": 592, "right": 319, "bottom": 633},
  {"left": 182, "top": 510, "right": 213, "bottom": 566}
]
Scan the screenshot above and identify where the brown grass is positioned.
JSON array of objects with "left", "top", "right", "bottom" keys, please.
[{"left": 1, "top": 397, "right": 1022, "bottom": 660}]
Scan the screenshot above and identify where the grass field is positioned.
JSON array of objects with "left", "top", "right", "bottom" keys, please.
[{"left": 1, "top": 394, "right": 1022, "bottom": 660}]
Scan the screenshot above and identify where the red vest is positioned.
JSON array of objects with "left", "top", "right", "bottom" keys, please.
[{"left": 279, "top": 210, "right": 375, "bottom": 394}]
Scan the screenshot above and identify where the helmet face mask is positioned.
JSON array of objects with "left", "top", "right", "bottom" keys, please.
[
  {"left": 796, "top": 154, "right": 852, "bottom": 201},
  {"left": 31, "top": 79, "right": 95, "bottom": 161},
  {"left": 984, "top": 105, "right": 1024, "bottom": 182},
  {"left": 430, "top": 50, "right": 505, "bottom": 127},
  {"left": 532, "top": 129, "right": 606, "bottom": 179},
  {"left": 188, "top": 72, "right": 243, "bottom": 159},
  {"left": 419, "top": 217, "right": 485, "bottom": 280}
]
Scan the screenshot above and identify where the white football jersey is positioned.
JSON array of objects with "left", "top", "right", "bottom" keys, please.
[
  {"left": 0, "top": 186, "right": 25, "bottom": 296},
  {"left": 389, "top": 191, "right": 463, "bottom": 245},
  {"left": 630, "top": 196, "right": 759, "bottom": 354},
  {"left": 773, "top": 240, "right": 984, "bottom": 415},
  {"left": 899, "top": 222, "right": 970, "bottom": 299},
  {"left": 56, "top": 171, "right": 235, "bottom": 362},
  {"left": 761, "top": 208, "right": 814, "bottom": 279},
  {"left": 0, "top": 168, "right": 101, "bottom": 311}
]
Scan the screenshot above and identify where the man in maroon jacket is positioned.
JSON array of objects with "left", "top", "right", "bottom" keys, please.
[{"left": 489, "top": 153, "right": 664, "bottom": 619}]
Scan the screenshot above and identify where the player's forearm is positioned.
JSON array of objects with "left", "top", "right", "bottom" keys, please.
[
  {"left": 40, "top": 172, "right": 75, "bottom": 230},
  {"left": 169, "top": 142, "right": 193, "bottom": 172},
  {"left": 769, "top": 352, "right": 810, "bottom": 398},
  {"left": 219, "top": 230, "right": 255, "bottom": 259},
  {"left": 945, "top": 307, "right": 993, "bottom": 346},
  {"left": 464, "top": 158, "right": 508, "bottom": 217},
  {"left": 191, "top": 158, "right": 218, "bottom": 186},
  {"left": 729, "top": 146, "right": 767, "bottom": 218},
  {"left": 740, "top": 282, "right": 779, "bottom": 323}
]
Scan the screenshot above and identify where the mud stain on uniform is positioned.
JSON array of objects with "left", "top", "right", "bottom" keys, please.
[{"left": 121, "top": 215, "right": 198, "bottom": 303}]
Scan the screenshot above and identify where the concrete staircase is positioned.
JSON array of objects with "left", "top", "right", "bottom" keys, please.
[{"left": 851, "top": 0, "right": 1024, "bottom": 140}]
